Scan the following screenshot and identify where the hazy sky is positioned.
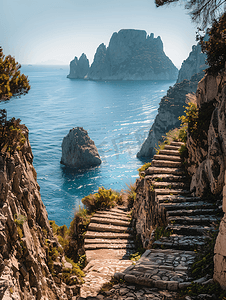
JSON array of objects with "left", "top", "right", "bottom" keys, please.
[{"left": 0, "top": 0, "right": 197, "bottom": 68}]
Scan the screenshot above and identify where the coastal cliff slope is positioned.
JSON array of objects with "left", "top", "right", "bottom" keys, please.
[
  {"left": 68, "top": 29, "right": 178, "bottom": 81},
  {"left": 0, "top": 124, "right": 78, "bottom": 299},
  {"left": 137, "top": 41, "right": 207, "bottom": 158},
  {"left": 177, "top": 43, "right": 207, "bottom": 83}
]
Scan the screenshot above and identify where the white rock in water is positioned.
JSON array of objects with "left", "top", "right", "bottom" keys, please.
[{"left": 61, "top": 127, "right": 101, "bottom": 168}]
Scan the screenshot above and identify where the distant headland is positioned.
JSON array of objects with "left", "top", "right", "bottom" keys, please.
[{"left": 67, "top": 29, "right": 178, "bottom": 81}]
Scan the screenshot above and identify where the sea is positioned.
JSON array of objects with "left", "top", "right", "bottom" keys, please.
[{"left": 0, "top": 65, "right": 176, "bottom": 227}]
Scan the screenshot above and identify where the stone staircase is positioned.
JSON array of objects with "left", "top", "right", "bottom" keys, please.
[
  {"left": 79, "top": 206, "right": 135, "bottom": 298},
  {"left": 114, "top": 141, "right": 221, "bottom": 291}
]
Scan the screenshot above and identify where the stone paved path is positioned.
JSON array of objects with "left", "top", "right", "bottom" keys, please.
[
  {"left": 79, "top": 141, "right": 220, "bottom": 299},
  {"left": 114, "top": 141, "right": 221, "bottom": 291},
  {"left": 80, "top": 207, "right": 135, "bottom": 298}
]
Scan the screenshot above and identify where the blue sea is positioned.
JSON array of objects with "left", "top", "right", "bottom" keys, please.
[{"left": 0, "top": 65, "right": 175, "bottom": 226}]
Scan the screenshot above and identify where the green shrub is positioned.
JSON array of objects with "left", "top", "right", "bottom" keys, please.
[
  {"left": 125, "top": 182, "right": 136, "bottom": 207},
  {"left": 82, "top": 187, "right": 122, "bottom": 212},
  {"left": 138, "top": 162, "right": 151, "bottom": 177}
]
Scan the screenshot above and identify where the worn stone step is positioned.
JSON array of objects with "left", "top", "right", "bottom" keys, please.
[
  {"left": 85, "top": 249, "right": 134, "bottom": 262},
  {"left": 95, "top": 210, "right": 131, "bottom": 218},
  {"left": 167, "top": 208, "right": 219, "bottom": 217},
  {"left": 158, "top": 149, "right": 180, "bottom": 156},
  {"left": 85, "top": 231, "right": 134, "bottom": 239},
  {"left": 94, "top": 212, "right": 130, "bottom": 221},
  {"left": 155, "top": 189, "right": 191, "bottom": 196},
  {"left": 170, "top": 141, "right": 184, "bottom": 147},
  {"left": 160, "top": 201, "right": 216, "bottom": 211},
  {"left": 152, "top": 235, "right": 208, "bottom": 251},
  {"left": 167, "top": 224, "right": 217, "bottom": 235},
  {"left": 146, "top": 167, "right": 184, "bottom": 176},
  {"left": 151, "top": 181, "right": 189, "bottom": 190},
  {"left": 114, "top": 249, "right": 195, "bottom": 290},
  {"left": 110, "top": 207, "right": 129, "bottom": 214},
  {"left": 85, "top": 238, "right": 134, "bottom": 244},
  {"left": 91, "top": 216, "right": 131, "bottom": 227},
  {"left": 84, "top": 243, "right": 136, "bottom": 250},
  {"left": 164, "top": 145, "right": 181, "bottom": 151},
  {"left": 153, "top": 154, "right": 181, "bottom": 162},
  {"left": 152, "top": 160, "right": 182, "bottom": 168},
  {"left": 88, "top": 222, "right": 133, "bottom": 233},
  {"left": 168, "top": 215, "right": 220, "bottom": 226},
  {"left": 157, "top": 195, "right": 200, "bottom": 203},
  {"left": 148, "top": 174, "right": 187, "bottom": 182}
]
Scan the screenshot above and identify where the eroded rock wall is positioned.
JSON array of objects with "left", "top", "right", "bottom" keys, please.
[{"left": 0, "top": 126, "right": 78, "bottom": 299}]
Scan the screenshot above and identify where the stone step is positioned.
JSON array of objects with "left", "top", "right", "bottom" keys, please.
[
  {"left": 85, "top": 231, "right": 134, "bottom": 239},
  {"left": 170, "top": 141, "right": 184, "bottom": 147},
  {"left": 94, "top": 212, "right": 130, "bottom": 221},
  {"left": 152, "top": 160, "right": 182, "bottom": 168},
  {"left": 167, "top": 208, "right": 219, "bottom": 217},
  {"left": 159, "top": 149, "right": 180, "bottom": 156},
  {"left": 146, "top": 167, "right": 184, "bottom": 176},
  {"left": 88, "top": 223, "right": 133, "bottom": 233},
  {"left": 157, "top": 195, "right": 201, "bottom": 204},
  {"left": 164, "top": 145, "right": 181, "bottom": 151},
  {"left": 160, "top": 200, "right": 216, "bottom": 211},
  {"left": 91, "top": 216, "right": 131, "bottom": 227},
  {"left": 167, "top": 224, "right": 217, "bottom": 235},
  {"left": 155, "top": 189, "right": 191, "bottom": 196},
  {"left": 95, "top": 210, "right": 130, "bottom": 218},
  {"left": 152, "top": 235, "right": 208, "bottom": 251},
  {"left": 148, "top": 174, "right": 187, "bottom": 182},
  {"left": 153, "top": 154, "right": 181, "bottom": 162},
  {"left": 84, "top": 243, "right": 136, "bottom": 250},
  {"left": 168, "top": 215, "right": 220, "bottom": 226},
  {"left": 85, "top": 249, "right": 134, "bottom": 262},
  {"left": 85, "top": 238, "right": 134, "bottom": 244},
  {"left": 152, "top": 181, "right": 189, "bottom": 190},
  {"left": 110, "top": 207, "right": 129, "bottom": 214}
]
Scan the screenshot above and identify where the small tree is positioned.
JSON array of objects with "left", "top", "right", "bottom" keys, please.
[
  {"left": 200, "top": 12, "right": 226, "bottom": 74},
  {"left": 0, "top": 47, "right": 30, "bottom": 101}
]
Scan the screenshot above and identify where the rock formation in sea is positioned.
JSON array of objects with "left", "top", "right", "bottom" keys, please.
[
  {"left": 67, "top": 29, "right": 178, "bottom": 81},
  {"left": 87, "top": 29, "right": 178, "bottom": 80},
  {"left": 67, "top": 53, "right": 89, "bottom": 79},
  {"left": 0, "top": 124, "right": 79, "bottom": 299},
  {"left": 61, "top": 127, "right": 101, "bottom": 168},
  {"left": 137, "top": 41, "right": 207, "bottom": 158}
]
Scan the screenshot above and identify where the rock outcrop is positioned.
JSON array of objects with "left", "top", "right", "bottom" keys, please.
[
  {"left": 137, "top": 39, "right": 208, "bottom": 158},
  {"left": 87, "top": 29, "right": 178, "bottom": 80},
  {"left": 137, "top": 72, "right": 204, "bottom": 158},
  {"left": 67, "top": 53, "right": 89, "bottom": 79},
  {"left": 61, "top": 127, "right": 101, "bottom": 168},
  {"left": 177, "top": 43, "right": 207, "bottom": 83},
  {"left": 0, "top": 125, "right": 79, "bottom": 299}
]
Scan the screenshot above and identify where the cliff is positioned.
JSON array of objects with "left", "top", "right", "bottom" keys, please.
[
  {"left": 67, "top": 53, "right": 89, "bottom": 79},
  {"left": 68, "top": 29, "right": 178, "bottom": 81},
  {"left": 137, "top": 41, "right": 207, "bottom": 158},
  {"left": 0, "top": 123, "right": 79, "bottom": 299},
  {"left": 177, "top": 43, "right": 207, "bottom": 83},
  {"left": 137, "top": 72, "right": 204, "bottom": 158}
]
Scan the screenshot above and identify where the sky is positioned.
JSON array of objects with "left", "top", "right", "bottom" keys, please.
[{"left": 0, "top": 0, "right": 198, "bottom": 69}]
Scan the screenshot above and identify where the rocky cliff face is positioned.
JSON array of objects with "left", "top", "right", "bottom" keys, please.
[
  {"left": 177, "top": 43, "right": 207, "bottom": 83},
  {"left": 88, "top": 29, "right": 178, "bottom": 80},
  {"left": 67, "top": 53, "right": 89, "bottom": 79},
  {"left": 137, "top": 72, "right": 204, "bottom": 158},
  {"left": 137, "top": 40, "right": 207, "bottom": 158},
  {"left": 0, "top": 125, "right": 79, "bottom": 299},
  {"left": 183, "top": 66, "right": 226, "bottom": 289}
]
